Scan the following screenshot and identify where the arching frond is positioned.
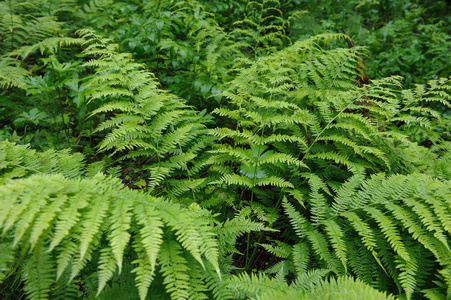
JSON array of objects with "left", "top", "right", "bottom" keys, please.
[
  {"left": 282, "top": 173, "right": 451, "bottom": 298},
  {"left": 0, "top": 174, "right": 220, "bottom": 300},
  {"left": 77, "top": 29, "right": 212, "bottom": 198}
]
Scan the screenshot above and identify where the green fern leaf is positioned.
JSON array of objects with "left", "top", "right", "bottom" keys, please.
[
  {"left": 96, "top": 247, "right": 117, "bottom": 296},
  {"left": 323, "top": 219, "right": 347, "bottom": 271},
  {"left": 22, "top": 250, "right": 55, "bottom": 300},
  {"left": 158, "top": 202, "right": 204, "bottom": 265},
  {"left": 107, "top": 192, "right": 133, "bottom": 273},
  {"left": 131, "top": 247, "right": 155, "bottom": 300},
  {"left": 134, "top": 200, "right": 164, "bottom": 275},
  {"left": 78, "top": 190, "right": 110, "bottom": 261},
  {"left": 159, "top": 239, "right": 190, "bottom": 300}
]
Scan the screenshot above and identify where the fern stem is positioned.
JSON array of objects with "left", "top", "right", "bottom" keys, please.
[
  {"left": 244, "top": 89, "right": 273, "bottom": 270},
  {"left": 290, "top": 95, "right": 357, "bottom": 181}
]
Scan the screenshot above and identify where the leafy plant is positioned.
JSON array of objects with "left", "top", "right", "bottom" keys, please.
[
  {"left": 0, "top": 173, "right": 221, "bottom": 299},
  {"left": 290, "top": 0, "right": 451, "bottom": 90},
  {"left": 230, "top": 273, "right": 396, "bottom": 300},
  {"left": 78, "top": 29, "right": 214, "bottom": 197},
  {"left": 0, "top": 140, "right": 95, "bottom": 183},
  {"left": 0, "top": 0, "right": 450, "bottom": 299},
  {"left": 278, "top": 173, "right": 451, "bottom": 298}
]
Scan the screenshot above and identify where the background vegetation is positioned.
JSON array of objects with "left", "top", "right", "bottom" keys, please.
[{"left": 0, "top": 0, "right": 450, "bottom": 299}]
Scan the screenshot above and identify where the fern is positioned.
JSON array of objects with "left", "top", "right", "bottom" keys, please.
[
  {"left": 0, "top": 173, "right": 221, "bottom": 300},
  {"left": 1, "top": 1, "right": 450, "bottom": 299},
  {"left": 21, "top": 249, "right": 55, "bottom": 300},
  {"left": 260, "top": 276, "right": 396, "bottom": 300},
  {"left": 0, "top": 0, "right": 81, "bottom": 87},
  {"left": 0, "top": 57, "right": 29, "bottom": 88},
  {"left": 207, "top": 34, "right": 364, "bottom": 182},
  {"left": 0, "top": 2, "right": 61, "bottom": 53},
  {"left": 280, "top": 173, "right": 451, "bottom": 299},
  {"left": 0, "top": 140, "right": 104, "bottom": 182},
  {"left": 78, "top": 29, "right": 213, "bottom": 198},
  {"left": 214, "top": 209, "right": 274, "bottom": 257},
  {"left": 206, "top": 31, "right": 450, "bottom": 212},
  {"left": 231, "top": 0, "right": 304, "bottom": 57},
  {"left": 159, "top": 238, "right": 191, "bottom": 300},
  {"left": 228, "top": 272, "right": 396, "bottom": 299}
]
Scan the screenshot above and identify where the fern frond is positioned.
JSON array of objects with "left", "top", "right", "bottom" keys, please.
[
  {"left": 202, "top": 261, "right": 235, "bottom": 300},
  {"left": 282, "top": 199, "right": 341, "bottom": 274},
  {"left": 252, "top": 276, "right": 396, "bottom": 300},
  {"left": 159, "top": 239, "right": 190, "bottom": 300},
  {"left": 227, "top": 272, "right": 290, "bottom": 299},
  {"left": 134, "top": 200, "right": 164, "bottom": 275},
  {"left": 306, "top": 229, "right": 342, "bottom": 274},
  {"left": 78, "top": 188, "right": 110, "bottom": 261},
  {"left": 96, "top": 247, "right": 117, "bottom": 295},
  {"left": 282, "top": 199, "right": 307, "bottom": 239},
  {"left": 331, "top": 173, "right": 366, "bottom": 214},
  {"left": 21, "top": 250, "right": 55, "bottom": 300},
  {"left": 396, "top": 249, "right": 418, "bottom": 300},
  {"left": 55, "top": 239, "right": 78, "bottom": 280},
  {"left": 260, "top": 241, "right": 292, "bottom": 259},
  {"left": 291, "top": 268, "right": 330, "bottom": 291},
  {"left": 157, "top": 201, "right": 220, "bottom": 272},
  {"left": 210, "top": 174, "right": 253, "bottom": 188},
  {"left": 185, "top": 253, "right": 209, "bottom": 299},
  {"left": 29, "top": 192, "right": 68, "bottom": 250},
  {"left": 0, "top": 141, "right": 93, "bottom": 183},
  {"left": 280, "top": 172, "right": 451, "bottom": 298},
  {"left": 7, "top": 37, "right": 84, "bottom": 59},
  {"left": 0, "top": 173, "right": 220, "bottom": 299},
  {"left": 0, "top": 241, "right": 14, "bottom": 282},
  {"left": 291, "top": 243, "right": 310, "bottom": 276},
  {"left": 0, "top": 58, "right": 29, "bottom": 88},
  {"left": 323, "top": 219, "right": 347, "bottom": 271},
  {"left": 265, "top": 260, "right": 293, "bottom": 282},
  {"left": 107, "top": 190, "right": 133, "bottom": 273},
  {"left": 131, "top": 246, "right": 155, "bottom": 300},
  {"left": 342, "top": 211, "right": 381, "bottom": 265},
  {"left": 364, "top": 206, "right": 410, "bottom": 261},
  {"left": 78, "top": 29, "right": 210, "bottom": 196}
]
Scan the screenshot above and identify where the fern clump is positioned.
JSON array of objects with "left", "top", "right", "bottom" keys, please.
[
  {"left": 1, "top": 1, "right": 450, "bottom": 299},
  {"left": 77, "top": 29, "right": 214, "bottom": 198},
  {"left": 230, "top": 0, "right": 305, "bottom": 57},
  {"left": 206, "top": 34, "right": 390, "bottom": 211},
  {"left": 207, "top": 32, "right": 451, "bottom": 198},
  {"left": 0, "top": 140, "right": 104, "bottom": 182},
  {"left": 203, "top": 30, "right": 450, "bottom": 281},
  {"left": 0, "top": 0, "right": 82, "bottom": 88},
  {"left": 0, "top": 174, "right": 221, "bottom": 300},
  {"left": 260, "top": 173, "right": 451, "bottom": 299}
]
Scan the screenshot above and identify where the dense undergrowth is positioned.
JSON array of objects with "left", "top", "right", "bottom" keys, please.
[{"left": 0, "top": 0, "right": 450, "bottom": 299}]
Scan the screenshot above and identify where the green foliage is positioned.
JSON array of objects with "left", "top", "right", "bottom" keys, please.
[
  {"left": 0, "top": 0, "right": 450, "bottom": 299},
  {"left": 206, "top": 34, "right": 451, "bottom": 203},
  {"left": 290, "top": 0, "right": 451, "bottom": 89},
  {"left": 0, "top": 0, "right": 91, "bottom": 151},
  {"left": 271, "top": 173, "right": 451, "bottom": 298},
  {"left": 78, "top": 29, "right": 213, "bottom": 197},
  {"left": 0, "top": 173, "right": 220, "bottom": 300},
  {"left": 0, "top": 140, "right": 102, "bottom": 183},
  {"left": 0, "top": 0, "right": 80, "bottom": 87},
  {"left": 229, "top": 273, "right": 396, "bottom": 299}
]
